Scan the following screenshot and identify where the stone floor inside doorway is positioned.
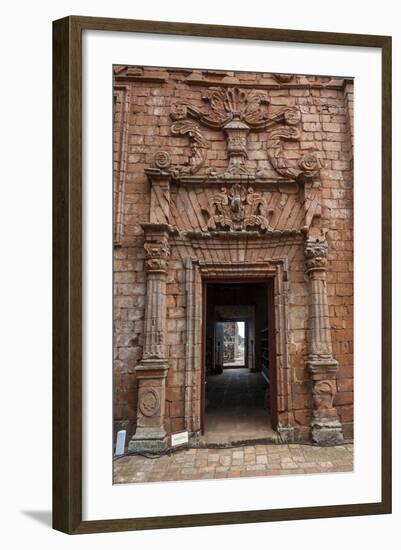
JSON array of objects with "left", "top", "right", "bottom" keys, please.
[
  {"left": 113, "top": 442, "right": 354, "bottom": 484},
  {"left": 203, "top": 367, "right": 276, "bottom": 445}
]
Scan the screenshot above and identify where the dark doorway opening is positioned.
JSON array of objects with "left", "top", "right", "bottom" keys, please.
[{"left": 202, "top": 281, "right": 277, "bottom": 445}]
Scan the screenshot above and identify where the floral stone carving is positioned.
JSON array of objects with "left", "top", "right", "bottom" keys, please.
[
  {"left": 202, "top": 183, "right": 272, "bottom": 232},
  {"left": 144, "top": 240, "right": 170, "bottom": 272},
  {"left": 139, "top": 388, "right": 161, "bottom": 417},
  {"left": 200, "top": 86, "right": 270, "bottom": 128},
  {"left": 304, "top": 235, "right": 328, "bottom": 271},
  {"left": 170, "top": 104, "right": 209, "bottom": 174},
  {"left": 170, "top": 87, "right": 319, "bottom": 181}
]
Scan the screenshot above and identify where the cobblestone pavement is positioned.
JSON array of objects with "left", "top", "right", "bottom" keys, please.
[{"left": 113, "top": 443, "right": 353, "bottom": 484}]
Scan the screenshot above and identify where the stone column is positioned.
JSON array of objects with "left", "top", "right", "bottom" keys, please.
[
  {"left": 128, "top": 224, "right": 171, "bottom": 452},
  {"left": 304, "top": 233, "right": 344, "bottom": 446}
]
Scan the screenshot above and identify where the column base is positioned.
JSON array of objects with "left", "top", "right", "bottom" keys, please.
[
  {"left": 128, "top": 427, "right": 168, "bottom": 453},
  {"left": 277, "top": 425, "right": 295, "bottom": 443},
  {"left": 311, "top": 420, "right": 344, "bottom": 446}
]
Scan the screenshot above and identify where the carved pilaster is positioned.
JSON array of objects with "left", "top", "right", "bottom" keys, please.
[
  {"left": 145, "top": 153, "right": 171, "bottom": 225},
  {"left": 128, "top": 223, "right": 171, "bottom": 452},
  {"left": 304, "top": 233, "right": 344, "bottom": 446}
]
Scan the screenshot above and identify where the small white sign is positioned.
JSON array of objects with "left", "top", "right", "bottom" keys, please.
[
  {"left": 114, "top": 429, "right": 126, "bottom": 456},
  {"left": 171, "top": 431, "right": 189, "bottom": 447}
]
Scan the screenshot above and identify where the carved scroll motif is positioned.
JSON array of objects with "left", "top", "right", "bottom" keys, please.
[
  {"left": 170, "top": 87, "right": 319, "bottom": 181},
  {"left": 170, "top": 104, "right": 209, "bottom": 174},
  {"left": 153, "top": 150, "right": 171, "bottom": 170},
  {"left": 202, "top": 183, "right": 272, "bottom": 232},
  {"left": 264, "top": 107, "right": 319, "bottom": 180}
]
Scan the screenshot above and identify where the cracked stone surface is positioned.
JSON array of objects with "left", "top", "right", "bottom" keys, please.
[{"left": 113, "top": 443, "right": 353, "bottom": 484}]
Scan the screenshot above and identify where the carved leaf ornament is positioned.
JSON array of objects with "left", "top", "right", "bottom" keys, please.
[{"left": 169, "top": 86, "right": 319, "bottom": 180}]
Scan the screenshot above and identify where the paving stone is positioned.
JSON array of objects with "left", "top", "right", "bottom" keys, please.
[
  {"left": 113, "top": 443, "right": 354, "bottom": 483},
  {"left": 219, "top": 456, "right": 231, "bottom": 466},
  {"left": 207, "top": 454, "right": 219, "bottom": 462},
  {"left": 232, "top": 451, "right": 244, "bottom": 460},
  {"left": 246, "top": 464, "right": 266, "bottom": 472}
]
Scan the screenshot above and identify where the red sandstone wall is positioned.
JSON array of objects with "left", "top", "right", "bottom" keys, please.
[{"left": 113, "top": 67, "right": 354, "bottom": 441}]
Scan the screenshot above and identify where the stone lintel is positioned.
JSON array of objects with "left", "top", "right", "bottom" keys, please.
[
  {"left": 185, "top": 229, "right": 303, "bottom": 240},
  {"left": 171, "top": 174, "right": 298, "bottom": 187},
  {"left": 144, "top": 169, "right": 316, "bottom": 191}
]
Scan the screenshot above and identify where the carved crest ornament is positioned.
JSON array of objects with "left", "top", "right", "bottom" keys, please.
[
  {"left": 202, "top": 183, "right": 272, "bottom": 232},
  {"left": 138, "top": 388, "right": 161, "bottom": 417},
  {"left": 168, "top": 86, "right": 319, "bottom": 180}
]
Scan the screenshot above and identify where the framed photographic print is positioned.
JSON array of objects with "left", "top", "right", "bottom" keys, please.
[{"left": 53, "top": 16, "right": 391, "bottom": 534}]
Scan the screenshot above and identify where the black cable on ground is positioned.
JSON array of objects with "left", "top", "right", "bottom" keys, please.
[{"left": 113, "top": 438, "right": 352, "bottom": 461}]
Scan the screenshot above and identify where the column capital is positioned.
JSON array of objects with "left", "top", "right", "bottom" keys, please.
[
  {"left": 143, "top": 239, "right": 170, "bottom": 273},
  {"left": 304, "top": 233, "right": 328, "bottom": 273}
]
